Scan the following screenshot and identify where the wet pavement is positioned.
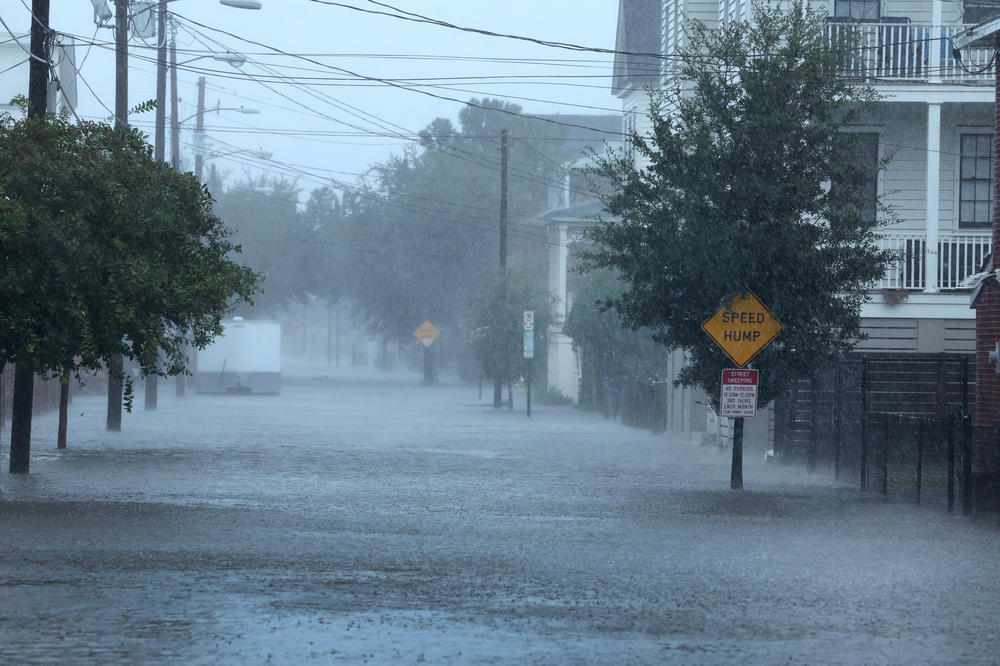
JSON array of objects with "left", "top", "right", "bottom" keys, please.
[{"left": 1, "top": 362, "right": 999, "bottom": 664}]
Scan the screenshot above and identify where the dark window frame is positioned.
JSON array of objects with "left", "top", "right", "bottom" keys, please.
[
  {"left": 831, "top": 131, "right": 880, "bottom": 227},
  {"left": 959, "top": 133, "right": 994, "bottom": 229},
  {"left": 834, "top": 0, "right": 880, "bottom": 21}
]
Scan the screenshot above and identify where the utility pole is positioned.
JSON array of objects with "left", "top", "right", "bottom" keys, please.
[
  {"left": 143, "top": 0, "right": 169, "bottom": 411},
  {"left": 10, "top": 0, "right": 51, "bottom": 473},
  {"left": 27, "top": 0, "right": 49, "bottom": 118},
  {"left": 194, "top": 76, "right": 206, "bottom": 181},
  {"left": 107, "top": 0, "right": 129, "bottom": 432},
  {"left": 493, "top": 129, "right": 509, "bottom": 409},
  {"left": 170, "top": 33, "right": 180, "bottom": 169},
  {"left": 500, "top": 129, "right": 508, "bottom": 268},
  {"left": 167, "top": 30, "right": 187, "bottom": 398},
  {"left": 154, "top": 0, "right": 167, "bottom": 163}
]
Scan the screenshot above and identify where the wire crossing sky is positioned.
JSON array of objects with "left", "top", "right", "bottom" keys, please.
[{"left": 4, "top": 0, "right": 623, "bottom": 195}]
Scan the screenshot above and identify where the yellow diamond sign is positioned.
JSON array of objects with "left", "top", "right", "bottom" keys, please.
[
  {"left": 702, "top": 291, "right": 783, "bottom": 368},
  {"left": 413, "top": 320, "right": 440, "bottom": 348}
]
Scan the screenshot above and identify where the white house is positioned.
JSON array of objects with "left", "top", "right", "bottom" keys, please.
[{"left": 565, "top": 0, "right": 994, "bottom": 443}]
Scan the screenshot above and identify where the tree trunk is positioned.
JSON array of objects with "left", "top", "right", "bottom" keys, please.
[
  {"left": 57, "top": 368, "right": 70, "bottom": 449},
  {"left": 10, "top": 361, "right": 34, "bottom": 473},
  {"left": 145, "top": 375, "right": 157, "bottom": 410},
  {"left": 493, "top": 381, "right": 502, "bottom": 408},
  {"left": 107, "top": 354, "right": 123, "bottom": 431},
  {"left": 0, "top": 362, "right": 6, "bottom": 428}
]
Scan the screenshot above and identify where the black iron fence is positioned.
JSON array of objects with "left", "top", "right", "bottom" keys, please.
[
  {"left": 861, "top": 413, "right": 973, "bottom": 514},
  {"left": 773, "top": 354, "right": 985, "bottom": 515}
]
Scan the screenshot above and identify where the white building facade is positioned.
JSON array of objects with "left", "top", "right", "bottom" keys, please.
[{"left": 598, "top": 0, "right": 995, "bottom": 443}]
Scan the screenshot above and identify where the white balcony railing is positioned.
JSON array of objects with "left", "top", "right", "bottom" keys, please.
[
  {"left": 876, "top": 231, "right": 991, "bottom": 291},
  {"left": 825, "top": 22, "right": 995, "bottom": 83}
]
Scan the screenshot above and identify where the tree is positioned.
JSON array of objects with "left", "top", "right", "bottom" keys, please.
[
  {"left": 345, "top": 99, "right": 570, "bottom": 365},
  {"left": 468, "top": 268, "right": 551, "bottom": 408},
  {"left": 583, "top": 0, "right": 892, "bottom": 417},
  {"left": 563, "top": 269, "right": 667, "bottom": 412},
  {"left": 214, "top": 177, "right": 313, "bottom": 313},
  {"left": 0, "top": 112, "right": 260, "bottom": 471}
]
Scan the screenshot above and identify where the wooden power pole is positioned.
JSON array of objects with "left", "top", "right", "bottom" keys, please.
[
  {"left": 107, "top": 0, "right": 129, "bottom": 432},
  {"left": 493, "top": 129, "right": 509, "bottom": 408},
  {"left": 10, "top": 0, "right": 51, "bottom": 473}
]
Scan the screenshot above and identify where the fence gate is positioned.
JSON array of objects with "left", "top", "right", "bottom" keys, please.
[{"left": 773, "top": 354, "right": 974, "bottom": 499}]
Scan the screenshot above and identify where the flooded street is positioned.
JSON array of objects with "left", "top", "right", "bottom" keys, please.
[{"left": 2, "top": 364, "right": 999, "bottom": 664}]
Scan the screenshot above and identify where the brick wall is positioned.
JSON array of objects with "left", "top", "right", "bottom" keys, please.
[{"left": 972, "top": 278, "right": 1000, "bottom": 497}]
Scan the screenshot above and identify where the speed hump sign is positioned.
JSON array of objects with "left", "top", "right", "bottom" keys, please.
[{"left": 702, "top": 291, "right": 782, "bottom": 368}]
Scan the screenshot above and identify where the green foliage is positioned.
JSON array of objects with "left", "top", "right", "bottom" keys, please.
[
  {"left": 0, "top": 112, "right": 261, "bottom": 381},
  {"left": 533, "top": 384, "right": 574, "bottom": 406},
  {"left": 582, "top": 1, "right": 892, "bottom": 409},
  {"left": 563, "top": 269, "right": 667, "bottom": 410},
  {"left": 344, "top": 99, "right": 571, "bottom": 345},
  {"left": 130, "top": 99, "right": 157, "bottom": 115},
  {"left": 468, "top": 268, "right": 551, "bottom": 385}
]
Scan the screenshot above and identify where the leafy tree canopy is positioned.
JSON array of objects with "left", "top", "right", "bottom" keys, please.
[
  {"left": 346, "top": 99, "right": 571, "bottom": 345},
  {"left": 564, "top": 269, "right": 668, "bottom": 408},
  {"left": 468, "top": 268, "right": 552, "bottom": 386},
  {"left": 582, "top": 1, "right": 893, "bottom": 408},
  {"left": 0, "top": 112, "right": 260, "bottom": 378}
]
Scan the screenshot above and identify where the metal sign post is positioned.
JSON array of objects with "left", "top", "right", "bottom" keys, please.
[
  {"left": 524, "top": 311, "right": 534, "bottom": 417},
  {"left": 413, "top": 320, "right": 440, "bottom": 385},
  {"left": 702, "top": 292, "right": 781, "bottom": 490}
]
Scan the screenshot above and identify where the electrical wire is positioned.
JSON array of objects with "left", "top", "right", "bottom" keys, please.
[
  {"left": 167, "top": 18, "right": 613, "bottom": 199},
  {"left": 311, "top": 0, "right": 667, "bottom": 61},
  {"left": 166, "top": 10, "right": 627, "bottom": 138}
]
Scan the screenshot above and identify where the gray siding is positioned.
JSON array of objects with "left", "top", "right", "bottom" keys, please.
[{"left": 858, "top": 317, "right": 975, "bottom": 353}]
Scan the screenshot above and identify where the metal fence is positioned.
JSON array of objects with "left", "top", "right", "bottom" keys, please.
[
  {"left": 773, "top": 354, "right": 981, "bottom": 514},
  {"left": 862, "top": 413, "right": 972, "bottom": 513}
]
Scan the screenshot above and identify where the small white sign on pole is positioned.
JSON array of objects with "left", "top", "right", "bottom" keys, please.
[
  {"left": 523, "top": 330, "right": 534, "bottom": 359},
  {"left": 720, "top": 369, "right": 758, "bottom": 418}
]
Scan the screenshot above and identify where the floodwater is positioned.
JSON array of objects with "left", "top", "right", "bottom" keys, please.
[{"left": 1, "top": 362, "right": 999, "bottom": 664}]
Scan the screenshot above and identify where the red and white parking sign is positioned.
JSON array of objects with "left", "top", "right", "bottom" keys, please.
[{"left": 720, "top": 369, "right": 758, "bottom": 418}]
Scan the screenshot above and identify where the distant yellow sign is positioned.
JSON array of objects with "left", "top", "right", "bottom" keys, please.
[
  {"left": 413, "top": 320, "right": 440, "bottom": 348},
  {"left": 702, "top": 291, "right": 782, "bottom": 368}
]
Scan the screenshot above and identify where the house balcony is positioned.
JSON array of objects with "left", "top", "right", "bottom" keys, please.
[
  {"left": 875, "top": 229, "right": 991, "bottom": 291},
  {"left": 825, "top": 22, "right": 995, "bottom": 84}
]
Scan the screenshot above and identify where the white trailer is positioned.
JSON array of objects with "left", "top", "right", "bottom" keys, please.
[{"left": 195, "top": 318, "right": 281, "bottom": 394}]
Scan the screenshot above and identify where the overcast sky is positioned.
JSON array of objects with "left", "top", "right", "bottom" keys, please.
[{"left": 5, "top": 0, "right": 622, "bottom": 195}]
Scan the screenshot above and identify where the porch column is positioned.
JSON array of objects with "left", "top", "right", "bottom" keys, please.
[
  {"left": 548, "top": 223, "right": 569, "bottom": 322},
  {"left": 925, "top": 102, "right": 941, "bottom": 293},
  {"left": 929, "top": 0, "right": 942, "bottom": 83}
]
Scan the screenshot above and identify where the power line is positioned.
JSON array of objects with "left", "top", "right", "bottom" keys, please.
[
  {"left": 309, "top": 0, "right": 667, "bottom": 61},
  {"left": 166, "top": 10, "right": 626, "bottom": 138}
]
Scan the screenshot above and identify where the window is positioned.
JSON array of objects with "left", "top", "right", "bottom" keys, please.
[
  {"left": 963, "top": 0, "right": 1000, "bottom": 25},
  {"left": 624, "top": 110, "right": 637, "bottom": 162},
  {"left": 831, "top": 132, "right": 879, "bottom": 226},
  {"left": 959, "top": 134, "right": 993, "bottom": 228},
  {"left": 834, "top": 0, "right": 879, "bottom": 20}
]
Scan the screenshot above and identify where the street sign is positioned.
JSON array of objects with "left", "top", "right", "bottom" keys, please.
[
  {"left": 523, "top": 330, "right": 534, "bottom": 358},
  {"left": 720, "top": 369, "right": 759, "bottom": 418},
  {"left": 413, "top": 320, "right": 440, "bottom": 348},
  {"left": 702, "top": 291, "right": 782, "bottom": 368},
  {"left": 523, "top": 310, "right": 534, "bottom": 331}
]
